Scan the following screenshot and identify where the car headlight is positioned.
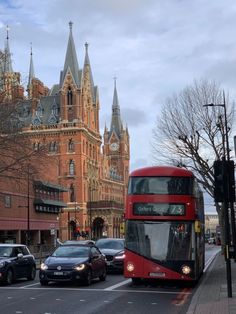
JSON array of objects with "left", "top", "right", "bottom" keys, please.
[
  {"left": 40, "top": 263, "right": 48, "bottom": 271},
  {"left": 74, "top": 264, "right": 86, "bottom": 271},
  {"left": 0, "top": 261, "right": 5, "bottom": 268},
  {"left": 114, "top": 251, "right": 125, "bottom": 260}
]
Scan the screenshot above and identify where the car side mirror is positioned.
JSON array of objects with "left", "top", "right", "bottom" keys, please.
[{"left": 17, "top": 253, "right": 23, "bottom": 259}]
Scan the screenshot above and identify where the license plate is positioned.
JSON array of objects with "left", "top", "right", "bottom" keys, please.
[
  {"left": 54, "top": 271, "right": 63, "bottom": 275},
  {"left": 149, "top": 272, "right": 165, "bottom": 278},
  {"left": 106, "top": 261, "right": 111, "bottom": 266}
]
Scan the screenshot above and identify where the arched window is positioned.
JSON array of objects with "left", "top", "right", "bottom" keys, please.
[
  {"left": 33, "top": 142, "right": 40, "bottom": 151},
  {"left": 68, "top": 139, "right": 74, "bottom": 152},
  {"left": 54, "top": 142, "right": 58, "bottom": 152},
  {"left": 67, "top": 87, "right": 73, "bottom": 106},
  {"left": 49, "top": 142, "right": 58, "bottom": 153},
  {"left": 69, "top": 160, "right": 75, "bottom": 175},
  {"left": 70, "top": 183, "right": 75, "bottom": 202}
]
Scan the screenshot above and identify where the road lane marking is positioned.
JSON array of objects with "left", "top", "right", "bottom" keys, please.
[
  {"left": 104, "top": 279, "right": 131, "bottom": 290},
  {"left": 0, "top": 286, "right": 192, "bottom": 295},
  {"left": 204, "top": 249, "right": 220, "bottom": 272},
  {"left": 20, "top": 282, "right": 40, "bottom": 288}
]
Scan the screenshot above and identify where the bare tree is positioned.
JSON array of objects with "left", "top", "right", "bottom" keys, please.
[{"left": 152, "top": 79, "right": 235, "bottom": 245}]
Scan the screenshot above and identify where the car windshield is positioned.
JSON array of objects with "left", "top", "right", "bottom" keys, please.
[
  {"left": 52, "top": 246, "right": 90, "bottom": 257},
  {"left": 96, "top": 239, "right": 124, "bottom": 250},
  {"left": 0, "top": 247, "right": 13, "bottom": 257}
]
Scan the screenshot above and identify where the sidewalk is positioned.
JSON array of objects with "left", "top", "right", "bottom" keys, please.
[{"left": 187, "top": 252, "right": 236, "bottom": 314}]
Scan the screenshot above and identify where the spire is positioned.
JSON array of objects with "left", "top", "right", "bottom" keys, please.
[
  {"left": 4, "top": 25, "right": 13, "bottom": 73},
  {"left": 110, "top": 78, "right": 123, "bottom": 138},
  {"left": 61, "top": 21, "right": 80, "bottom": 87},
  {"left": 27, "top": 43, "right": 35, "bottom": 90},
  {"left": 83, "top": 42, "right": 95, "bottom": 102}
]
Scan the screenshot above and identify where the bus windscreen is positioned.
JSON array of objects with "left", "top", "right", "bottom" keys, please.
[
  {"left": 126, "top": 220, "right": 192, "bottom": 261},
  {"left": 128, "top": 176, "right": 192, "bottom": 195}
]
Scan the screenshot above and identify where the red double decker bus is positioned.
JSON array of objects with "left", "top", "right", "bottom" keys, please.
[{"left": 124, "top": 166, "right": 205, "bottom": 283}]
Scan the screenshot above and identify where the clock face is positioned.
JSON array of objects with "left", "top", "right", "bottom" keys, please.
[{"left": 109, "top": 142, "right": 119, "bottom": 151}]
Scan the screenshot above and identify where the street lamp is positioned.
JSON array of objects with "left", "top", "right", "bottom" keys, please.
[
  {"left": 27, "top": 164, "right": 30, "bottom": 245},
  {"left": 204, "top": 91, "right": 234, "bottom": 298},
  {"left": 89, "top": 187, "right": 93, "bottom": 240},
  {"left": 74, "top": 202, "right": 79, "bottom": 239},
  {"left": 89, "top": 186, "right": 96, "bottom": 240},
  {"left": 18, "top": 164, "right": 30, "bottom": 246}
]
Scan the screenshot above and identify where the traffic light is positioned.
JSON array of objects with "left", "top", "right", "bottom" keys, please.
[
  {"left": 214, "top": 160, "right": 225, "bottom": 202},
  {"left": 227, "top": 160, "right": 235, "bottom": 202},
  {"left": 214, "top": 160, "right": 235, "bottom": 202}
]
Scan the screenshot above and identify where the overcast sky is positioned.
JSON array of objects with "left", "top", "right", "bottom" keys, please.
[{"left": 1, "top": 0, "right": 236, "bottom": 213}]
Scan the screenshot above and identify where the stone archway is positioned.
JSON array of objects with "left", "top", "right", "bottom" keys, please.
[{"left": 93, "top": 217, "right": 106, "bottom": 240}]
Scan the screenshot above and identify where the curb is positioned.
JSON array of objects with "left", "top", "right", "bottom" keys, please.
[{"left": 186, "top": 252, "right": 220, "bottom": 314}]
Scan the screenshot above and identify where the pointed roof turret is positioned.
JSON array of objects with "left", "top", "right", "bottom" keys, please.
[
  {"left": 27, "top": 43, "right": 35, "bottom": 90},
  {"left": 4, "top": 25, "right": 13, "bottom": 73},
  {"left": 109, "top": 78, "right": 123, "bottom": 138},
  {"left": 60, "top": 21, "right": 80, "bottom": 87},
  {"left": 83, "top": 42, "right": 95, "bottom": 103}
]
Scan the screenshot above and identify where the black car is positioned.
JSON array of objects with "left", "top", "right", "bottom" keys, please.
[
  {"left": 39, "top": 244, "right": 106, "bottom": 286},
  {"left": 0, "top": 244, "right": 36, "bottom": 285},
  {"left": 95, "top": 238, "right": 125, "bottom": 273},
  {"left": 62, "top": 240, "right": 95, "bottom": 246}
]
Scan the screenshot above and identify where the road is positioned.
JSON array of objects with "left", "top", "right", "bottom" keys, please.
[{"left": 0, "top": 245, "right": 220, "bottom": 314}]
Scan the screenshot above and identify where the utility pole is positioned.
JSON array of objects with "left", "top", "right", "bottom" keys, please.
[
  {"left": 89, "top": 186, "right": 92, "bottom": 240},
  {"left": 27, "top": 163, "right": 30, "bottom": 246},
  {"left": 19, "top": 164, "right": 30, "bottom": 246}
]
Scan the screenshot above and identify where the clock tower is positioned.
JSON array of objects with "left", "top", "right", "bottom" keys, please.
[{"left": 103, "top": 79, "right": 130, "bottom": 188}]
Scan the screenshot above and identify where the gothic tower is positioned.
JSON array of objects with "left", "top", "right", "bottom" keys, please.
[
  {"left": 0, "top": 26, "right": 24, "bottom": 102},
  {"left": 103, "top": 79, "right": 130, "bottom": 188}
]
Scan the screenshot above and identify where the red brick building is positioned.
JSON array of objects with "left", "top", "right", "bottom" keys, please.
[{"left": 0, "top": 22, "right": 130, "bottom": 244}]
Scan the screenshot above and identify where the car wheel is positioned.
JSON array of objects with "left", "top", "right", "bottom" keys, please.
[
  {"left": 40, "top": 280, "right": 48, "bottom": 286},
  {"left": 99, "top": 267, "right": 107, "bottom": 281},
  {"left": 27, "top": 266, "right": 36, "bottom": 281},
  {"left": 83, "top": 269, "right": 92, "bottom": 286},
  {"left": 6, "top": 269, "right": 14, "bottom": 285}
]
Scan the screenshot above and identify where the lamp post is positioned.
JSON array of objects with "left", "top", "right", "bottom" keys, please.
[
  {"left": 19, "top": 164, "right": 30, "bottom": 246},
  {"left": 27, "top": 164, "right": 30, "bottom": 245},
  {"left": 204, "top": 92, "right": 234, "bottom": 298},
  {"left": 89, "top": 186, "right": 96, "bottom": 240},
  {"left": 89, "top": 187, "right": 93, "bottom": 240}
]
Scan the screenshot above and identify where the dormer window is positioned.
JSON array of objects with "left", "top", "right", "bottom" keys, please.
[
  {"left": 52, "top": 104, "right": 58, "bottom": 115},
  {"left": 36, "top": 104, "right": 43, "bottom": 117}
]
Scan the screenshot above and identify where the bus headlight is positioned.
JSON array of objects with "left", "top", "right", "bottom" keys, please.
[
  {"left": 181, "top": 265, "right": 191, "bottom": 275},
  {"left": 127, "top": 262, "right": 135, "bottom": 272}
]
